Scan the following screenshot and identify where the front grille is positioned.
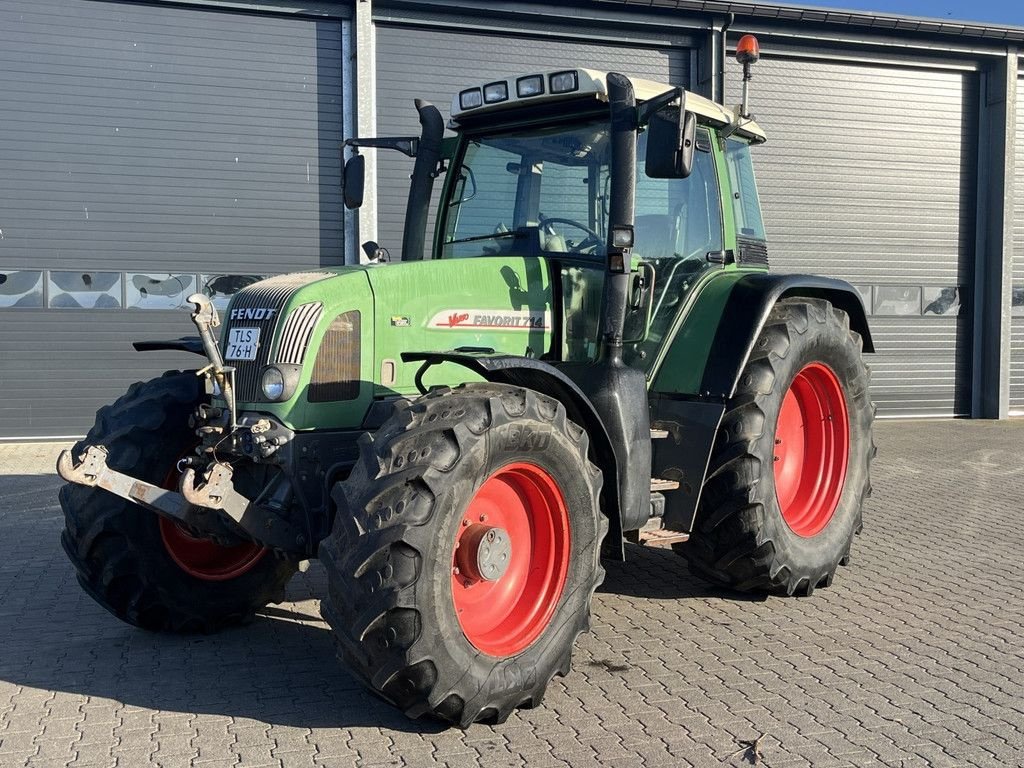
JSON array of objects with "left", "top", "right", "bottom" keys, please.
[
  {"left": 223, "top": 272, "right": 334, "bottom": 402},
  {"left": 309, "top": 311, "right": 361, "bottom": 402},
  {"left": 275, "top": 302, "right": 323, "bottom": 365}
]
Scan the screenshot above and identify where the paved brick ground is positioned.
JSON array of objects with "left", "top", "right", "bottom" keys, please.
[{"left": 0, "top": 419, "right": 1022, "bottom": 767}]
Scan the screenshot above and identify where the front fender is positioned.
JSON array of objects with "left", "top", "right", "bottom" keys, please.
[{"left": 401, "top": 351, "right": 627, "bottom": 559}]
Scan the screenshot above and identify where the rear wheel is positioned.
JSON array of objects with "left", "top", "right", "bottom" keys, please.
[
  {"left": 321, "top": 383, "right": 605, "bottom": 727},
  {"left": 678, "top": 298, "right": 875, "bottom": 595},
  {"left": 59, "top": 371, "right": 299, "bottom": 632}
]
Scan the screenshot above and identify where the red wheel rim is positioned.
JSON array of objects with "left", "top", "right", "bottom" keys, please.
[
  {"left": 157, "top": 458, "right": 266, "bottom": 581},
  {"left": 773, "top": 362, "right": 850, "bottom": 537},
  {"left": 451, "top": 463, "right": 571, "bottom": 657}
]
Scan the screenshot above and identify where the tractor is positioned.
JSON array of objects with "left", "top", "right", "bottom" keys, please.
[{"left": 58, "top": 37, "right": 874, "bottom": 727}]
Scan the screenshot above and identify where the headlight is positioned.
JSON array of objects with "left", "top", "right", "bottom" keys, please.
[
  {"left": 516, "top": 75, "right": 544, "bottom": 97},
  {"left": 483, "top": 81, "right": 509, "bottom": 103},
  {"left": 459, "top": 88, "right": 483, "bottom": 110},
  {"left": 261, "top": 367, "right": 286, "bottom": 401},
  {"left": 549, "top": 70, "right": 579, "bottom": 94}
]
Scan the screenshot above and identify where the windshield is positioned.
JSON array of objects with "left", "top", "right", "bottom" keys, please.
[
  {"left": 441, "top": 119, "right": 723, "bottom": 266},
  {"left": 442, "top": 120, "right": 611, "bottom": 259},
  {"left": 441, "top": 117, "right": 726, "bottom": 368}
]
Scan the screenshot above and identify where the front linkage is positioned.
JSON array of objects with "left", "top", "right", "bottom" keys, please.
[{"left": 57, "top": 294, "right": 324, "bottom": 558}]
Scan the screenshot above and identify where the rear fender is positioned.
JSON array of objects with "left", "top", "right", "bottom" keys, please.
[
  {"left": 401, "top": 351, "right": 626, "bottom": 559},
  {"left": 698, "top": 273, "right": 873, "bottom": 400}
]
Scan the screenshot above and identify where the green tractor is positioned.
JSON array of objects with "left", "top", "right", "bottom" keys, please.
[{"left": 58, "top": 39, "right": 874, "bottom": 727}]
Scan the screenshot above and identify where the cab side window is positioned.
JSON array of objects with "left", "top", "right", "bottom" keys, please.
[
  {"left": 724, "top": 139, "right": 766, "bottom": 241},
  {"left": 634, "top": 128, "right": 723, "bottom": 261}
]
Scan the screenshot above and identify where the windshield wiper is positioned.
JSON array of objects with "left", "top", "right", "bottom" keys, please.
[{"left": 446, "top": 230, "right": 523, "bottom": 246}]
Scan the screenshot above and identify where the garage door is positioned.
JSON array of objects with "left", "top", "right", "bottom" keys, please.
[
  {"left": 374, "top": 24, "right": 689, "bottom": 258},
  {"left": 0, "top": 0, "right": 346, "bottom": 438},
  {"left": 1010, "top": 75, "right": 1024, "bottom": 415},
  {"left": 728, "top": 53, "right": 977, "bottom": 416}
]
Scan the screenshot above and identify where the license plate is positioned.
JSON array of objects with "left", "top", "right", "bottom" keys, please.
[{"left": 225, "top": 327, "right": 261, "bottom": 361}]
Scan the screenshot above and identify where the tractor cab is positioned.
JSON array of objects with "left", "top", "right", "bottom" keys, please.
[{"left": 346, "top": 68, "right": 769, "bottom": 370}]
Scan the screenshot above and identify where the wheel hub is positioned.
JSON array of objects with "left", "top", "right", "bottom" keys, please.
[
  {"left": 450, "top": 462, "right": 571, "bottom": 657},
  {"left": 773, "top": 362, "right": 850, "bottom": 538},
  {"left": 158, "top": 451, "right": 267, "bottom": 581},
  {"left": 456, "top": 525, "right": 512, "bottom": 583}
]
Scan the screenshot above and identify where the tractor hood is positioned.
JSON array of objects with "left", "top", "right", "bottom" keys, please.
[{"left": 219, "top": 257, "right": 555, "bottom": 431}]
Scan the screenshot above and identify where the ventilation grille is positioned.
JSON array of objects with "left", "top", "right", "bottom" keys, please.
[
  {"left": 309, "top": 310, "right": 361, "bottom": 403},
  {"left": 223, "top": 271, "right": 333, "bottom": 402},
  {"left": 275, "top": 302, "right": 323, "bottom": 365},
  {"left": 736, "top": 237, "right": 769, "bottom": 267}
]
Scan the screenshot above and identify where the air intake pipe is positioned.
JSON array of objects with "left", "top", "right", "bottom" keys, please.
[
  {"left": 600, "top": 73, "right": 637, "bottom": 361},
  {"left": 402, "top": 99, "right": 445, "bottom": 260},
  {"left": 573, "top": 73, "right": 651, "bottom": 537}
]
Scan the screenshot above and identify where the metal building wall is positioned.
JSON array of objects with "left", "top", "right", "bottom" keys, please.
[
  {"left": 728, "top": 52, "right": 977, "bottom": 416},
  {"left": 1011, "top": 75, "right": 1024, "bottom": 414},
  {"left": 0, "top": 0, "right": 347, "bottom": 438},
  {"left": 372, "top": 22, "right": 690, "bottom": 258}
]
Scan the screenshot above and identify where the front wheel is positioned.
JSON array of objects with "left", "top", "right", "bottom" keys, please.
[
  {"left": 320, "top": 383, "right": 605, "bottom": 727},
  {"left": 678, "top": 298, "right": 875, "bottom": 596},
  {"left": 59, "top": 371, "right": 299, "bottom": 632}
]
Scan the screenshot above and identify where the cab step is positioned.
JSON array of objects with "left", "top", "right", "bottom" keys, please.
[
  {"left": 650, "top": 428, "right": 670, "bottom": 439},
  {"left": 650, "top": 478, "right": 680, "bottom": 492},
  {"left": 637, "top": 517, "right": 690, "bottom": 548}
]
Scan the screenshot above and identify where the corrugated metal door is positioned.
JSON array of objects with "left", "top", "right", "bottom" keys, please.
[
  {"left": 729, "top": 54, "right": 977, "bottom": 416},
  {"left": 0, "top": 0, "right": 346, "bottom": 438},
  {"left": 1010, "top": 75, "right": 1024, "bottom": 415},
  {"left": 374, "top": 24, "right": 689, "bottom": 259}
]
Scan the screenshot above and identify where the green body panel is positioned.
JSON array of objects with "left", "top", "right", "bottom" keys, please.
[
  {"left": 226, "top": 267, "right": 375, "bottom": 430},
  {"left": 228, "top": 257, "right": 552, "bottom": 431},
  {"left": 365, "top": 256, "right": 552, "bottom": 395},
  {"left": 647, "top": 267, "right": 762, "bottom": 395}
]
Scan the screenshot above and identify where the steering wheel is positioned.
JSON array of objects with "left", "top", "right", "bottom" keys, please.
[{"left": 539, "top": 216, "right": 603, "bottom": 253}]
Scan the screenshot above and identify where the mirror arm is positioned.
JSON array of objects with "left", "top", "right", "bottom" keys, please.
[
  {"left": 720, "top": 113, "right": 754, "bottom": 140},
  {"left": 637, "top": 86, "right": 685, "bottom": 127},
  {"left": 343, "top": 136, "right": 419, "bottom": 157}
]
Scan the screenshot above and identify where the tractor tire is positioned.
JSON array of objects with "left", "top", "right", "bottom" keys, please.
[
  {"left": 59, "top": 371, "right": 298, "bottom": 633},
  {"left": 678, "top": 298, "right": 874, "bottom": 596},
  {"left": 320, "top": 383, "right": 605, "bottom": 728}
]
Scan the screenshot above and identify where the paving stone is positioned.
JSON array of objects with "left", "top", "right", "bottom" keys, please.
[{"left": 1, "top": 422, "right": 1023, "bottom": 767}]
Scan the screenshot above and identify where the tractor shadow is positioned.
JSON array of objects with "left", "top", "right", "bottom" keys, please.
[
  {"left": 0, "top": 474, "right": 445, "bottom": 732},
  {"left": 0, "top": 468, "right": 757, "bottom": 732},
  {"left": 600, "top": 542, "right": 766, "bottom": 603},
  {"left": 10, "top": 581, "right": 447, "bottom": 734}
]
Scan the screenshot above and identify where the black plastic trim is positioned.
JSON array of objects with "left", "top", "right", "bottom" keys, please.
[
  {"left": 699, "top": 273, "right": 875, "bottom": 399},
  {"left": 650, "top": 394, "right": 726, "bottom": 533},
  {"left": 132, "top": 337, "right": 205, "bottom": 356}
]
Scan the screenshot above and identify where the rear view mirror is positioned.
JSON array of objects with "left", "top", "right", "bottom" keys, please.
[
  {"left": 343, "top": 154, "right": 365, "bottom": 210},
  {"left": 644, "top": 109, "right": 697, "bottom": 179}
]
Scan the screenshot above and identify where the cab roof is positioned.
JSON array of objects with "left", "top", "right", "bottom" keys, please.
[{"left": 450, "top": 68, "right": 766, "bottom": 143}]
